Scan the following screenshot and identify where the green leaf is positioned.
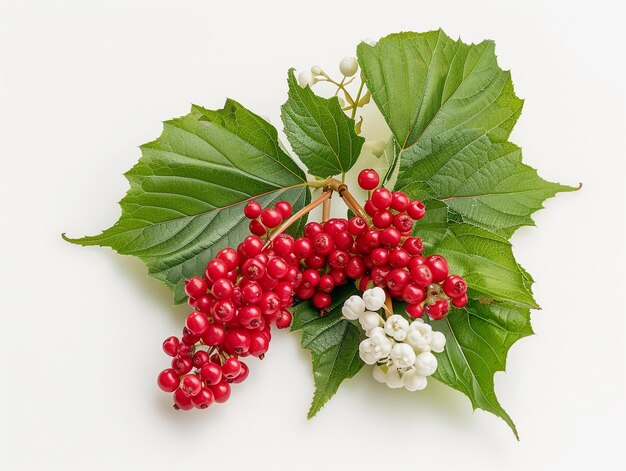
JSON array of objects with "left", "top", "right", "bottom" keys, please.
[
  {"left": 397, "top": 130, "right": 576, "bottom": 237},
  {"left": 357, "top": 30, "right": 523, "bottom": 153},
  {"left": 64, "top": 100, "right": 309, "bottom": 303},
  {"left": 429, "top": 224, "right": 537, "bottom": 308},
  {"left": 281, "top": 69, "right": 365, "bottom": 178},
  {"left": 291, "top": 285, "right": 364, "bottom": 418},
  {"left": 428, "top": 300, "right": 534, "bottom": 439}
]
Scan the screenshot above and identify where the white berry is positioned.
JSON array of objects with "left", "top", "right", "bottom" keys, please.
[
  {"left": 430, "top": 331, "right": 446, "bottom": 353},
  {"left": 342, "top": 295, "right": 366, "bottom": 320},
  {"left": 384, "top": 314, "right": 410, "bottom": 341},
  {"left": 358, "top": 327, "right": 392, "bottom": 365},
  {"left": 339, "top": 56, "right": 358, "bottom": 77},
  {"left": 363, "top": 287, "right": 386, "bottom": 311},
  {"left": 390, "top": 343, "right": 416, "bottom": 369},
  {"left": 414, "top": 351, "right": 438, "bottom": 376},
  {"left": 297, "top": 70, "right": 315, "bottom": 88},
  {"left": 385, "top": 367, "right": 404, "bottom": 389},
  {"left": 403, "top": 370, "right": 428, "bottom": 391},
  {"left": 372, "top": 365, "right": 387, "bottom": 384},
  {"left": 310, "top": 65, "right": 323, "bottom": 76},
  {"left": 359, "top": 311, "right": 382, "bottom": 331},
  {"left": 405, "top": 321, "right": 432, "bottom": 351}
]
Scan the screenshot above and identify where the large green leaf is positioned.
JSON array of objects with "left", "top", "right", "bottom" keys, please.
[
  {"left": 64, "top": 100, "right": 309, "bottom": 303},
  {"left": 291, "top": 285, "right": 364, "bottom": 418},
  {"left": 397, "top": 130, "right": 576, "bottom": 237},
  {"left": 281, "top": 69, "right": 365, "bottom": 178},
  {"left": 357, "top": 30, "right": 523, "bottom": 154},
  {"left": 429, "top": 300, "right": 534, "bottom": 439}
]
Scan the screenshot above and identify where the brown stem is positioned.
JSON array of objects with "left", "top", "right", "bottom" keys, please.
[
  {"left": 324, "top": 178, "right": 370, "bottom": 225},
  {"left": 322, "top": 194, "right": 331, "bottom": 223},
  {"left": 264, "top": 190, "right": 332, "bottom": 249}
]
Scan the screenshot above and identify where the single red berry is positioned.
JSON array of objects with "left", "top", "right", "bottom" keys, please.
[
  {"left": 274, "top": 281, "right": 294, "bottom": 302},
  {"left": 358, "top": 168, "right": 380, "bottom": 190},
  {"left": 244, "top": 201, "right": 262, "bottom": 219},
  {"left": 364, "top": 229, "right": 381, "bottom": 249},
  {"left": 293, "top": 237, "right": 314, "bottom": 259},
  {"left": 185, "top": 277, "right": 207, "bottom": 299},
  {"left": 347, "top": 216, "right": 367, "bottom": 236},
  {"left": 301, "top": 268, "right": 321, "bottom": 289},
  {"left": 364, "top": 199, "right": 378, "bottom": 217},
  {"left": 284, "top": 252, "right": 299, "bottom": 267},
  {"left": 173, "top": 388, "right": 193, "bottom": 410},
  {"left": 393, "top": 213, "right": 413, "bottom": 233},
  {"left": 157, "top": 369, "right": 180, "bottom": 392},
  {"left": 372, "top": 210, "right": 393, "bottom": 229},
  {"left": 451, "top": 294, "right": 469, "bottom": 308},
  {"left": 304, "top": 222, "right": 324, "bottom": 240},
  {"left": 261, "top": 208, "right": 283, "bottom": 228},
  {"left": 318, "top": 274, "right": 335, "bottom": 293},
  {"left": 199, "top": 362, "right": 222, "bottom": 385},
  {"left": 371, "top": 247, "right": 389, "bottom": 267},
  {"left": 391, "top": 191, "right": 410, "bottom": 211},
  {"left": 205, "top": 259, "right": 229, "bottom": 282},
  {"left": 426, "top": 255, "right": 449, "bottom": 283},
  {"left": 241, "top": 257, "right": 266, "bottom": 281},
  {"left": 267, "top": 257, "right": 289, "bottom": 280},
  {"left": 258, "top": 273, "right": 278, "bottom": 291},
  {"left": 330, "top": 269, "right": 347, "bottom": 286},
  {"left": 313, "top": 232, "right": 334, "bottom": 255},
  {"left": 212, "top": 278, "right": 234, "bottom": 300},
  {"left": 328, "top": 249, "right": 349, "bottom": 269},
  {"left": 371, "top": 266, "right": 390, "bottom": 287},
  {"left": 162, "top": 336, "right": 180, "bottom": 357},
  {"left": 407, "top": 255, "right": 426, "bottom": 271},
  {"left": 180, "top": 374, "right": 202, "bottom": 397},
  {"left": 249, "top": 219, "right": 266, "bottom": 236},
  {"left": 185, "top": 311, "right": 209, "bottom": 336},
  {"left": 258, "top": 291, "right": 280, "bottom": 316},
  {"left": 379, "top": 227, "right": 401, "bottom": 247},
  {"left": 410, "top": 264, "right": 433, "bottom": 287},
  {"left": 175, "top": 343, "right": 192, "bottom": 358},
  {"left": 407, "top": 200, "right": 426, "bottom": 220},
  {"left": 388, "top": 248, "right": 410, "bottom": 268},
  {"left": 406, "top": 303, "right": 425, "bottom": 318},
  {"left": 275, "top": 201, "right": 292, "bottom": 218},
  {"left": 426, "top": 299, "right": 449, "bottom": 320},
  {"left": 223, "top": 329, "right": 251, "bottom": 355},
  {"left": 402, "top": 284, "right": 426, "bottom": 304},
  {"left": 358, "top": 275, "right": 372, "bottom": 292},
  {"left": 248, "top": 332, "right": 270, "bottom": 358},
  {"left": 181, "top": 327, "right": 200, "bottom": 346},
  {"left": 192, "top": 350, "right": 210, "bottom": 368},
  {"left": 386, "top": 268, "right": 411, "bottom": 291},
  {"left": 273, "top": 234, "right": 295, "bottom": 257},
  {"left": 295, "top": 284, "right": 315, "bottom": 300},
  {"left": 333, "top": 230, "right": 354, "bottom": 251},
  {"left": 442, "top": 275, "right": 467, "bottom": 299},
  {"left": 201, "top": 324, "right": 226, "bottom": 346},
  {"left": 403, "top": 237, "right": 423, "bottom": 255},
  {"left": 371, "top": 188, "right": 392, "bottom": 209},
  {"left": 222, "top": 358, "right": 242, "bottom": 379},
  {"left": 345, "top": 256, "right": 365, "bottom": 279},
  {"left": 242, "top": 235, "right": 264, "bottom": 257},
  {"left": 312, "top": 291, "right": 332, "bottom": 309},
  {"left": 237, "top": 305, "right": 263, "bottom": 329},
  {"left": 171, "top": 356, "right": 193, "bottom": 375},
  {"left": 232, "top": 362, "right": 249, "bottom": 383},
  {"left": 276, "top": 309, "right": 293, "bottom": 329},
  {"left": 191, "top": 388, "right": 215, "bottom": 409},
  {"left": 211, "top": 299, "right": 236, "bottom": 323},
  {"left": 210, "top": 382, "right": 231, "bottom": 403},
  {"left": 216, "top": 248, "right": 239, "bottom": 271},
  {"left": 305, "top": 254, "right": 326, "bottom": 269}
]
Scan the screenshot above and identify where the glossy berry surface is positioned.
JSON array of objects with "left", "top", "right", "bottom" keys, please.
[{"left": 357, "top": 169, "right": 380, "bottom": 190}]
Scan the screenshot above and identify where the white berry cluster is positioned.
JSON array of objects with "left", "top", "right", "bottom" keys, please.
[{"left": 342, "top": 287, "right": 446, "bottom": 391}]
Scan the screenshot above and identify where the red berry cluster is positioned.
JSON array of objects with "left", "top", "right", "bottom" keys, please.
[
  {"left": 157, "top": 169, "right": 469, "bottom": 410},
  {"left": 157, "top": 203, "right": 303, "bottom": 410}
]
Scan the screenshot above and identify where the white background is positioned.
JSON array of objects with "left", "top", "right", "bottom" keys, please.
[{"left": 1, "top": 1, "right": 625, "bottom": 469}]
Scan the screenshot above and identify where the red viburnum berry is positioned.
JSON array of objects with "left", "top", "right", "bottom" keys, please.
[
  {"left": 426, "top": 255, "right": 449, "bottom": 283},
  {"left": 157, "top": 369, "right": 179, "bottom": 392},
  {"left": 371, "top": 188, "right": 392, "bottom": 209},
  {"left": 244, "top": 201, "right": 262, "bottom": 219},
  {"left": 442, "top": 275, "right": 467, "bottom": 299},
  {"left": 358, "top": 168, "right": 380, "bottom": 190},
  {"left": 185, "top": 276, "right": 207, "bottom": 299}
]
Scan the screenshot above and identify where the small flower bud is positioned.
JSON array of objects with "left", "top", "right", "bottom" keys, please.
[
  {"left": 342, "top": 295, "right": 366, "bottom": 320},
  {"left": 359, "top": 311, "right": 382, "bottom": 331},
  {"left": 339, "top": 57, "right": 358, "bottom": 77},
  {"left": 430, "top": 331, "right": 446, "bottom": 353},
  {"left": 310, "top": 65, "right": 323, "bottom": 76},
  {"left": 363, "top": 287, "right": 386, "bottom": 311},
  {"left": 414, "top": 351, "right": 438, "bottom": 376},
  {"left": 297, "top": 70, "right": 315, "bottom": 88}
]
